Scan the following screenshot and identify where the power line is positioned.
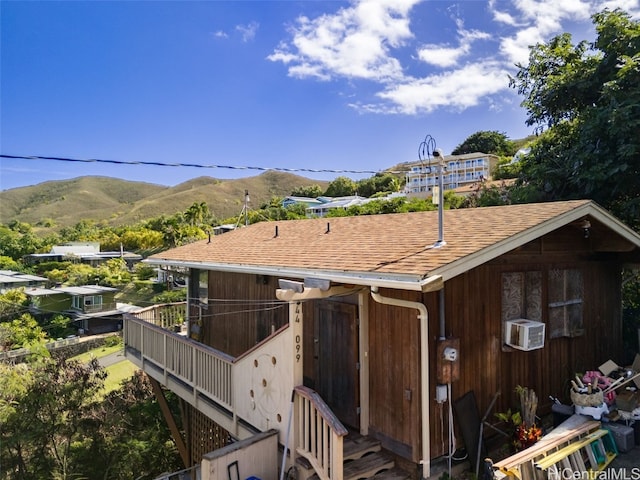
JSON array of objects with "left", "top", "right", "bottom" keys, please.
[{"left": 1, "top": 154, "right": 394, "bottom": 176}]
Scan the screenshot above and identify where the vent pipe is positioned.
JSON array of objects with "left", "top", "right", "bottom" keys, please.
[
  {"left": 274, "top": 225, "right": 279, "bottom": 238},
  {"left": 326, "top": 222, "right": 330, "bottom": 234},
  {"left": 433, "top": 149, "right": 446, "bottom": 248}
]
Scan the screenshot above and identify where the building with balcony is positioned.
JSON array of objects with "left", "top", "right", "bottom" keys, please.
[
  {"left": 402, "top": 152, "right": 500, "bottom": 197},
  {"left": 25, "top": 284, "right": 127, "bottom": 334},
  {"left": 125, "top": 200, "right": 640, "bottom": 480}
]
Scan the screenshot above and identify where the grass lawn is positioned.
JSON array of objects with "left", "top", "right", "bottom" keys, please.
[
  {"left": 71, "top": 342, "right": 140, "bottom": 396},
  {"left": 103, "top": 361, "right": 139, "bottom": 394},
  {"left": 71, "top": 344, "right": 124, "bottom": 363}
]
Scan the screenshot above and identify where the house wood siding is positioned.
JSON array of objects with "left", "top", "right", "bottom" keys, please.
[
  {"left": 438, "top": 240, "right": 623, "bottom": 459},
  {"left": 368, "top": 288, "right": 426, "bottom": 462},
  {"left": 194, "top": 245, "right": 624, "bottom": 463},
  {"left": 201, "top": 271, "right": 288, "bottom": 357}
]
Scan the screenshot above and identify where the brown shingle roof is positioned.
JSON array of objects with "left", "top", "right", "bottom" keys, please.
[{"left": 148, "top": 200, "right": 638, "bottom": 290}]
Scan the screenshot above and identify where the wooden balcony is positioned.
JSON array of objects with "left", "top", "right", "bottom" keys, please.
[{"left": 123, "top": 306, "right": 347, "bottom": 480}]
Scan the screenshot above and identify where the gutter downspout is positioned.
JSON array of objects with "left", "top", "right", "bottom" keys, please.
[{"left": 370, "top": 286, "right": 432, "bottom": 480}]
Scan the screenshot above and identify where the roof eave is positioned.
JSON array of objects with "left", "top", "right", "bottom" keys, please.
[
  {"left": 145, "top": 258, "right": 438, "bottom": 292},
  {"left": 432, "top": 202, "right": 640, "bottom": 281}
]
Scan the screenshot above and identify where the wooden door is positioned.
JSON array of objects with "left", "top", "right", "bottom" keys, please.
[{"left": 314, "top": 301, "right": 360, "bottom": 429}]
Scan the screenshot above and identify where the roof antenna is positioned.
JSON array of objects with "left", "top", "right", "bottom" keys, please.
[{"left": 419, "top": 134, "right": 446, "bottom": 248}]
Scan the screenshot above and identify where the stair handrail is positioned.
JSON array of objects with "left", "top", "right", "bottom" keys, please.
[{"left": 293, "top": 385, "right": 348, "bottom": 480}]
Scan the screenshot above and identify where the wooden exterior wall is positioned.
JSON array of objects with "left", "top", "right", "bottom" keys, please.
[
  {"left": 366, "top": 229, "right": 624, "bottom": 463},
  {"left": 199, "top": 271, "right": 289, "bottom": 357},
  {"left": 367, "top": 288, "right": 432, "bottom": 462},
  {"left": 187, "top": 225, "right": 627, "bottom": 468}
]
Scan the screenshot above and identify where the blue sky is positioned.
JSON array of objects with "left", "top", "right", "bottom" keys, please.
[{"left": 2, "top": 0, "right": 639, "bottom": 191}]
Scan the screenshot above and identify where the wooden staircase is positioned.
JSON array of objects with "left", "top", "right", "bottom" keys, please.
[{"left": 300, "top": 432, "right": 410, "bottom": 480}]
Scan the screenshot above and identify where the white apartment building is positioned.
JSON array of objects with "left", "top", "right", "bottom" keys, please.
[{"left": 403, "top": 152, "right": 500, "bottom": 196}]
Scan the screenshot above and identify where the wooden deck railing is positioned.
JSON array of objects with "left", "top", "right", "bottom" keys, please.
[
  {"left": 128, "top": 302, "right": 186, "bottom": 329},
  {"left": 123, "top": 314, "right": 234, "bottom": 410},
  {"left": 294, "top": 385, "right": 348, "bottom": 480},
  {"left": 124, "top": 305, "right": 347, "bottom": 480}
]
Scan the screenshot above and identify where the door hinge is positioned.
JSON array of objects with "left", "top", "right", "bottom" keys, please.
[
  {"left": 356, "top": 362, "right": 360, "bottom": 370},
  {"left": 356, "top": 407, "right": 361, "bottom": 415}
]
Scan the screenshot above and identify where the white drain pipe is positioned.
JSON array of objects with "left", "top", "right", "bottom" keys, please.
[{"left": 370, "top": 286, "right": 433, "bottom": 479}]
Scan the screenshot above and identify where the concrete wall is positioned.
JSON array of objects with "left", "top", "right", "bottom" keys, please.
[{"left": 201, "top": 429, "right": 279, "bottom": 480}]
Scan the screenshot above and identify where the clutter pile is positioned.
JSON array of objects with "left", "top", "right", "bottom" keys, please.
[
  {"left": 556, "top": 355, "right": 640, "bottom": 454},
  {"left": 490, "top": 355, "right": 640, "bottom": 479}
]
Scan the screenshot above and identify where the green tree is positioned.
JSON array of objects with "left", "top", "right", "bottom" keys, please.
[
  {"left": 184, "top": 201, "right": 211, "bottom": 227},
  {"left": 0, "top": 313, "right": 47, "bottom": 350},
  {"left": 451, "top": 131, "right": 517, "bottom": 156},
  {"left": 66, "top": 263, "right": 98, "bottom": 286},
  {"left": 0, "top": 223, "right": 43, "bottom": 260},
  {"left": 42, "top": 314, "right": 73, "bottom": 339},
  {"left": 0, "top": 289, "right": 29, "bottom": 321},
  {"left": 59, "top": 219, "right": 103, "bottom": 242},
  {"left": 509, "top": 8, "right": 640, "bottom": 230},
  {"left": 77, "top": 371, "right": 183, "bottom": 479},
  {"left": 0, "top": 357, "right": 107, "bottom": 479},
  {"left": 134, "top": 262, "right": 156, "bottom": 281},
  {"left": 96, "top": 258, "right": 131, "bottom": 287},
  {"left": 356, "top": 173, "right": 401, "bottom": 198},
  {"left": 0, "top": 255, "right": 22, "bottom": 271},
  {"left": 290, "top": 184, "right": 324, "bottom": 198},
  {"left": 324, "top": 176, "right": 357, "bottom": 197}
]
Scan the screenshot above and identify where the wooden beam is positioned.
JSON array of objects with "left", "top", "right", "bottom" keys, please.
[{"left": 149, "top": 375, "right": 190, "bottom": 468}]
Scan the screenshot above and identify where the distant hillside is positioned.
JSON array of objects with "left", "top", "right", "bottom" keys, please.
[{"left": 0, "top": 171, "right": 329, "bottom": 230}]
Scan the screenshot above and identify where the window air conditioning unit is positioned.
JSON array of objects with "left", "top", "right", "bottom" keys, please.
[{"left": 505, "top": 319, "right": 546, "bottom": 351}]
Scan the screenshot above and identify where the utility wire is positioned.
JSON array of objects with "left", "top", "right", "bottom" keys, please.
[{"left": 1, "top": 154, "right": 398, "bottom": 176}]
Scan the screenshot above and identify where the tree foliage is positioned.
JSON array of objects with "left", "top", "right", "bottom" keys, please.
[
  {"left": 0, "top": 358, "right": 182, "bottom": 480},
  {"left": 0, "top": 289, "right": 28, "bottom": 321},
  {"left": 290, "top": 184, "right": 324, "bottom": 198},
  {"left": 324, "top": 176, "right": 357, "bottom": 197},
  {"left": 510, "top": 9, "right": 640, "bottom": 230},
  {"left": 356, "top": 173, "right": 401, "bottom": 198},
  {"left": 451, "top": 130, "right": 518, "bottom": 156}
]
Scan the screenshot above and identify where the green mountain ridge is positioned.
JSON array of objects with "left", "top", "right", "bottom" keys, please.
[{"left": 0, "top": 171, "right": 329, "bottom": 230}]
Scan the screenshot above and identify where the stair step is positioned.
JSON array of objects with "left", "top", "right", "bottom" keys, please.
[
  {"left": 344, "top": 435, "right": 382, "bottom": 461},
  {"left": 370, "top": 467, "right": 411, "bottom": 480},
  {"left": 343, "top": 453, "right": 395, "bottom": 480}
]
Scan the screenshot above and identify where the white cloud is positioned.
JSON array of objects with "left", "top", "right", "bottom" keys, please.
[
  {"left": 212, "top": 30, "right": 228, "bottom": 39},
  {"left": 236, "top": 21, "right": 259, "bottom": 42},
  {"left": 270, "top": 0, "right": 640, "bottom": 116},
  {"left": 267, "top": 0, "right": 420, "bottom": 82},
  {"left": 417, "top": 18, "right": 490, "bottom": 68},
  {"left": 492, "top": 0, "right": 607, "bottom": 65},
  {"left": 356, "top": 60, "right": 510, "bottom": 114}
]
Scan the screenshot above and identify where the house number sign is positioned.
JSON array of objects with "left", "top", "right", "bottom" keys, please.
[{"left": 294, "top": 302, "right": 302, "bottom": 363}]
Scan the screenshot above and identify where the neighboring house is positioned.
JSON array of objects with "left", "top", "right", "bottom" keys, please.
[
  {"left": 125, "top": 200, "right": 640, "bottom": 480},
  {"left": 281, "top": 196, "right": 324, "bottom": 209},
  {"left": 403, "top": 152, "right": 500, "bottom": 197},
  {"left": 305, "top": 195, "right": 368, "bottom": 217},
  {"left": 284, "top": 194, "right": 406, "bottom": 218},
  {"left": 0, "top": 270, "right": 48, "bottom": 293},
  {"left": 25, "top": 287, "right": 72, "bottom": 314},
  {"left": 23, "top": 242, "right": 142, "bottom": 268},
  {"left": 26, "top": 284, "right": 125, "bottom": 334}
]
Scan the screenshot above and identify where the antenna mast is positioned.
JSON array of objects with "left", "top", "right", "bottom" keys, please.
[{"left": 418, "top": 134, "right": 446, "bottom": 248}]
